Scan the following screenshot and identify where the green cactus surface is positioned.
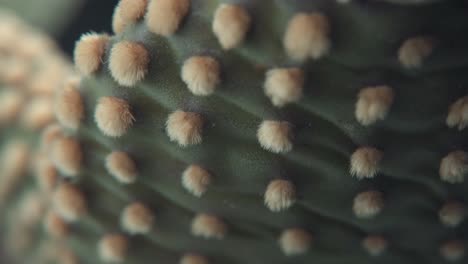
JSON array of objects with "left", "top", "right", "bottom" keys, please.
[
  {"left": 2, "top": 0, "right": 468, "bottom": 263},
  {"left": 0, "top": 0, "right": 84, "bottom": 35}
]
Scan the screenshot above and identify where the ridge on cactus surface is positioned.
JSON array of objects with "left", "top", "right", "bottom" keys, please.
[{"left": 1, "top": 0, "right": 468, "bottom": 263}]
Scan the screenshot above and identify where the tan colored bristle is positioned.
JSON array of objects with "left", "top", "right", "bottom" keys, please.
[
  {"left": 353, "top": 191, "right": 384, "bottom": 219},
  {"left": 40, "top": 124, "right": 64, "bottom": 151},
  {"left": 119, "top": 0, "right": 148, "bottom": 20},
  {"left": 350, "top": 147, "right": 383, "bottom": 179},
  {"left": 166, "top": 110, "right": 204, "bottom": 147},
  {"left": 191, "top": 213, "right": 227, "bottom": 239},
  {"left": 0, "top": 90, "right": 24, "bottom": 125},
  {"left": 278, "top": 228, "right": 312, "bottom": 256},
  {"left": 109, "top": 41, "right": 149, "bottom": 86},
  {"left": 182, "top": 165, "right": 211, "bottom": 197},
  {"left": 180, "top": 253, "right": 209, "bottom": 264},
  {"left": 398, "top": 36, "right": 434, "bottom": 68},
  {"left": 264, "top": 179, "right": 296, "bottom": 212},
  {"left": 212, "top": 4, "right": 251, "bottom": 50},
  {"left": 439, "top": 151, "right": 468, "bottom": 184},
  {"left": 264, "top": 68, "right": 304, "bottom": 107},
  {"left": 50, "top": 136, "right": 82, "bottom": 177},
  {"left": 362, "top": 235, "right": 387, "bottom": 257},
  {"left": 98, "top": 234, "right": 129, "bottom": 263},
  {"left": 95, "top": 96, "right": 135, "bottom": 137},
  {"left": 54, "top": 81, "right": 84, "bottom": 130},
  {"left": 440, "top": 240, "right": 465, "bottom": 262},
  {"left": 181, "top": 56, "right": 220, "bottom": 96},
  {"left": 52, "top": 183, "right": 87, "bottom": 222},
  {"left": 355, "top": 86, "right": 394, "bottom": 126},
  {"left": 284, "top": 13, "right": 330, "bottom": 61},
  {"left": 257, "top": 120, "right": 293, "bottom": 153},
  {"left": 35, "top": 155, "right": 58, "bottom": 192},
  {"left": 439, "top": 201, "right": 465, "bottom": 227},
  {"left": 112, "top": 6, "right": 126, "bottom": 34},
  {"left": 146, "top": 0, "right": 190, "bottom": 36},
  {"left": 446, "top": 96, "right": 468, "bottom": 130},
  {"left": 20, "top": 97, "right": 54, "bottom": 130},
  {"left": 105, "top": 151, "right": 138, "bottom": 184},
  {"left": 121, "top": 202, "right": 154, "bottom": 235},
  {"left": 113, "top": 0, "right": 148, "bottom": 33},
  {"left": 74, "top": 33, "right": 110, "bottom": 75},
  {"left": 44, "top": 210, "right": 69, "bottom": 239}
]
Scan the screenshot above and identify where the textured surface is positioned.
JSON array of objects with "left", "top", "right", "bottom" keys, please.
[
  {"left": 2, "top": 0, "right": 468, "bottom": 263},
  {"left": 0, "top": 11, "right": 77, "bottom": 264}
]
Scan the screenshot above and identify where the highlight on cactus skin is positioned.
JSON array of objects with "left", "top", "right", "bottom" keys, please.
[{"left": 1, "top": 0, "right": 468, "bottom": 263}]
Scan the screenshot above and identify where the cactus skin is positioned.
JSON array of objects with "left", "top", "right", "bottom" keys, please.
[
  {"left": 3, "top": 0, "right": 468, "bottom": 263},
  {"left": 0, "top": 0, "right": 84, "bottom": 35}
]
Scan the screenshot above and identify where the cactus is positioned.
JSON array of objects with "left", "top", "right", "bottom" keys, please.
[
  {"left": 2, "top": 0, "right": 468, "bottom": 263},
  {"left": 0, "top": 0, "right": 84, "bottom": 35},
  {"left": 0, "top": 11, "right": 78, "bottom": 263}
]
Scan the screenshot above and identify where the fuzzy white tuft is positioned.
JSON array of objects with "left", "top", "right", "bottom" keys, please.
[
  {"left": 95, "top": 97, "right": 135, "bottom": 137},
  {"left": 362, "top": 235, "right": 387, "bottom": 257},
  {"left": 278, "top": 228, "right": 312, "bottom": 256},
  {"left": 50, "top": 136, "right": 82, "bottom": 177},
  {"left": 353, "top": 190, "right": 384, "bottom": 219},
  {"left": 146, "top": 0, "right": 190, "bottom": 36},
  {"left": 120, "top": 202, "right": 154, "bottom": 235},
  {"left": 257, "top": 120, "right": 293, "bottom": 153},
  {"left": 74, "top": 33, "right": 110, "bottom": 75},
  {"left": 98, "top": 234, "right": 129, "bottom": 263},
  {"left": 439, "top": 151, "right": 468, "bottom": 184},
  {"left": 105, "top": 151, "right": 138, "bottom": 184},
  {"left": 398, "top": 36, "right": 434, "bottom": 68},
  {"left": 283, "top": 13, "right": 330, "bottom": 61},
  {"left": 109, "top": 41, "right": 149, "bottom": 87},
  {"left": 52, "top": 183, "right": 87, "bottom": 222},
  {"left": 181, "top": 56, "right": 220, "bottom": 96},
  {"left": 446, "top": 96, "right": 468, "bottom": 130},
  {"left": 182, "top": 165, "right": 211, "bottom": 197},
  {"left": 355, "top": 86, "right": 394, "bottom": 126},
  {"left": 212, "top": 4, "right": 251, "bottom": 50},
  {"left": 264, "top": 179, "right": 296, "bottom": 212},
  {"left": 166, "top": 110, "right": 203, "bottom": 147},
  {"left": 191, "top": 213, "right": 227, "bottom": 240},
  {"left": 264, "top": 68, "right": 304, "bottom": 107},
  {"left": 350, "top": 147, "right": 383, "bottom": 179}
]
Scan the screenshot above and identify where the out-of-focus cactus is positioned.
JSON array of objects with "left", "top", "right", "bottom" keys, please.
[
  {"left": 0, "top": 11, "right": 78, "bottom": 264},
  {"left": 2, "top": 0, "right": 468, "bottom": 263},
  {"left": 0, "top": 0, "right": 84, "bottom": 35}
]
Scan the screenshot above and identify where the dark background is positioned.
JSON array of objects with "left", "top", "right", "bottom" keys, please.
[{"left": 57, "top": 0, "right": 115, "bottom": 56}]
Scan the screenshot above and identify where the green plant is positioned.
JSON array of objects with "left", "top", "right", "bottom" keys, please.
[
  {"left": 0, "top": 0, "right": 83, "bottom": 35},
  {"left": 2, "top": 0, "right": 468, "bottom": 263}
]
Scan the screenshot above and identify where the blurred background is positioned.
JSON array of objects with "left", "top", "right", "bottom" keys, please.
[
  {"left": 0, "top": 0, "right": 116, "bottom": 56},
  {"left": 0, "top": 1, "right": 117, "bottom": 262}
]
